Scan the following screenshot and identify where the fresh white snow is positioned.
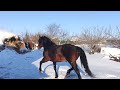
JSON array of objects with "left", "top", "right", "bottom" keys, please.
[
  {"left": 0, "top": 47, "right": 120, "bottom": 79},
  {"left": 101, "top": 47, "right": 120, "bottom": 56}
]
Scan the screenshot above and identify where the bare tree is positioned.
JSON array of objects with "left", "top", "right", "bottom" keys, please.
[
  {"left": 105, "top": 26, "right": 120, "bottom": 47},
  {"left": 30, "top": 32, "right": 42, "bottom": 43},
  {"left": 80, "top": 26, "right": 107, "bottom": 54},
  {"left": 45, "top": 23, "right": 69, "bottom": 44},
  {"left": 21, "top": 30, "right": 43, "bottom": 44},
  {"left": 22, "top": 31, "right": 31, "bottom": 42}
]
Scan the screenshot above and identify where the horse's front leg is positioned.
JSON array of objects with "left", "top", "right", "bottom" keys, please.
[
  {"left": 53, "top": 62, "right": 58, "bottom": 78},
  {"left": 39, "top": 58, "right": 47, "bottom": 73}
]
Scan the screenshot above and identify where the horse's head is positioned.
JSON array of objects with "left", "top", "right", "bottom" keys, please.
[
  {"left": 38, "top": 36, "right": 46, "bottom": 49},
  {"left": 38, "top": 36, "right": 55, "bottom": 49}
]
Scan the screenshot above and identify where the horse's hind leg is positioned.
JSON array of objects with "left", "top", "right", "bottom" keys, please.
[
  {"left": 53, "top": 62, "right": 58, "bottom": 78},
  {"left": 70, "top": 62, "right": 81, "bottom": 79},
  {"left": 65, "top": 68, "right": 73, "bottom": 77}
]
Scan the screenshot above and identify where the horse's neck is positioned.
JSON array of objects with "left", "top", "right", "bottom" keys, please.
[{"left": 44, "top": 43, "right": 56, "bottom": 50}]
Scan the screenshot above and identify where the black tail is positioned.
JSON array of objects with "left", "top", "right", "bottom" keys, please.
[{"left": 77, "top": 47, "right": 94, "bottom": 77}]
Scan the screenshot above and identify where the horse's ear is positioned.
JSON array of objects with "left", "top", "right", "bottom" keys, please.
[
  {"left": 39, "top": 35, "right": 46, "bottom": 39},
  {"left": 43, "top": 36, "right": 47, "bottom": 38}
]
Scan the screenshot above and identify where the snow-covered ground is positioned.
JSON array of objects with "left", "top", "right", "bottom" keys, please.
[
  {"left": 101, "top": 47, "right": 120, "bottom": 57},
  {"left": 0, "top": 47, "right": 120, "bottom": 79}
]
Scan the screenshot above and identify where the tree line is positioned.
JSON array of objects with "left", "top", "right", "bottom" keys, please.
[{"left": 21, "top": 23, "right": 120, "bottom": 49}]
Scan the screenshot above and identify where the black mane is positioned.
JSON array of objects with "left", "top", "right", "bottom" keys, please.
[{"left": 39, "top": 36, "right": 56, "bottom": 49}]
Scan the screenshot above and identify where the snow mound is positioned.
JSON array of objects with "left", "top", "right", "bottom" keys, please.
[
  {"left": 0, "top": 29, "right": 17, "bottom": 44},
  {"left": 0, "top": 48, "right": 43, "bottom": 79},
  {"left": 101, "top": 47, "right": 120, "bottom": 56}
]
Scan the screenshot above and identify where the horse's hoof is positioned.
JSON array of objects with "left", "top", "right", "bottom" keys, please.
[
  {"left": 65, "top": 74, "right": 70, "bottom": 77},
  {"left": 55, "top": 76, "right": 58, "bottom": 78},
  {"left": 39, "top": 70, "right": 43, "bottom": 73},
  {"left": 91, "top": 75, "right": 96, "bottom": 78}
]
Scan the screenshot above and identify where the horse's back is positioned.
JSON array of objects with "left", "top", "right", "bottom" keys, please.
[
  {"left": 62, "top": 44, "right": 77, "bottom": 52},
  {"left": 44, "top": 44, "right": 80, "bottom": 62},
  {"left": 61, "top": 44, "right": 80, "bottom": 61}
]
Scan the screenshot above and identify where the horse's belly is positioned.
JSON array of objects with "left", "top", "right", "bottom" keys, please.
[
  {"left": 53, "top": 58, "right": 65, "bottom": 62},
  {"left": 53, "top": 53, "right": 66, "bottom": 62},
  {"left": 59, "top": 57, "right": 66, "bottom": 61}
]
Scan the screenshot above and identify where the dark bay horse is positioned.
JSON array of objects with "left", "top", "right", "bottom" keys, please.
[{"left": 38, "top": 36, "right": 94, "bottom": 79}]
